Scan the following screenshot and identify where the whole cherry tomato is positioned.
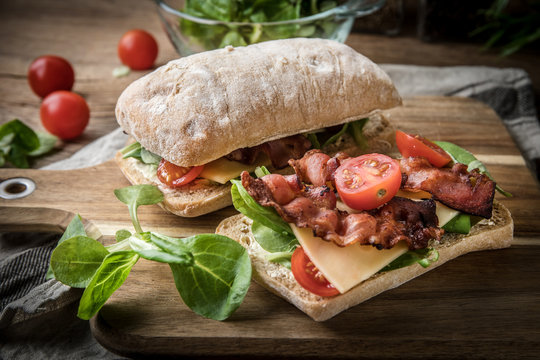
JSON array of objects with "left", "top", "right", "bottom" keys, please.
[
  {"left": 117, "top": 29, "right": 158, "bottom": 70},
  {"left": 291, "top": 247, "right": 340, "bottom": 297},
  {"left": 40, "top": 91, "right": 90, "bottom": 140},
  {"left": 334, "top": 153, "right": 401, "bottom": 210},
  {"left": 28, "top": 55, "right": 75, "bottom": 98},
  {"left": 395, "top": 130, "right": 452, "bottom": 167},
  {"left": 157, "top": 159, "right": 204, "bottom": 188}
]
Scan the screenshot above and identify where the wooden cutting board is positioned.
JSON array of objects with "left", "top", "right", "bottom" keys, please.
[{"left": 1, "top": 97, "right": 539, "bottom": 358}]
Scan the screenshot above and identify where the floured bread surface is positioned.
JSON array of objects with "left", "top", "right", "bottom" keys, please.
[
  {"left": 215, "top": 201, "right": 513, "bottom": 321},
  {"left": 116, "top": 38, "right": 402, "bottom": 167}
]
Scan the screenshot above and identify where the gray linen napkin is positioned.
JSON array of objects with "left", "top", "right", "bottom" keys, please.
[{"left": 1, "top": 65, "right": 538, "bottom": 359}]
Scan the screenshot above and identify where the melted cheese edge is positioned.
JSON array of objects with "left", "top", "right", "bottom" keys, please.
[
  {"left": 291, "top": 191, "right": 460, "bottom": 294},
  {"left": 199, "top": 154, "right": 269, "bottom": 184},
  {"left": 291, "top": 224, "right": 408, "bottom": 294}
]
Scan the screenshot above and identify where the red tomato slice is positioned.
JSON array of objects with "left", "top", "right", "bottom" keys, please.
[
  {"left": 395, "top": 130, "right": 452, "bottom": 167},
  {"left": 334, "top": 153, "right": 401, "bottom": 210},
  {"left": 291, "top": 247, "right": 339, "bottom": 297},
  {"left": 156, "top": 159, "right": 204, "bottom": 188}
]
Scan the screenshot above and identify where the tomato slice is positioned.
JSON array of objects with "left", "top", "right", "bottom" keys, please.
[
  {"left": 291, "top": 247, "right": 340, "bottom": 297},
  {"left": 156, "top": 159, "right": 204, "bottom": 188},
  {"left": 334, "top": 153, "right": 401, "bottom": 210},
  {"left": 395, "top": 130, "right": 452, "bottom": 167}
]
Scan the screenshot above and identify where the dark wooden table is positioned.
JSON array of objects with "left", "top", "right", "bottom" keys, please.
[{"left": 1, "top": 0, "right": 539, "bottom": 359}]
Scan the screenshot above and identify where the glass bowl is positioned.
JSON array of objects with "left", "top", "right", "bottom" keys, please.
[{"left": 154, "top": 0, "right": 386, "bottom": 56}]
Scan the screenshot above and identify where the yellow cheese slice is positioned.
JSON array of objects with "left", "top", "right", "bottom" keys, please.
[
  {"left": 290, "top": 224, "right": 408, "bottom": 294},
  {"left": 199, "top": 154, "right": 270, "bottom": 184}
]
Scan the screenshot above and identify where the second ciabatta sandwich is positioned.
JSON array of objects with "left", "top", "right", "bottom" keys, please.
[{"left": 114, "top": 38, "right": 402, "bottom": 217}]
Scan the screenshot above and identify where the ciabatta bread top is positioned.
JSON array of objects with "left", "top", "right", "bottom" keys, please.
[
  {"left": 115, "top": 38, "right": 402, "bottom": 167},
  {"left": 215, "top": 201, "right": 513, "bottom": 321}
]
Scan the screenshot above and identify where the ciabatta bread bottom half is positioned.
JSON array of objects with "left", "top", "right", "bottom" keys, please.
[
  {"left": 215, "top": 200, "right": 513, "bottom": 321},
  {"left": 115, "top": 113, "right": 397, "bottom": 217}
]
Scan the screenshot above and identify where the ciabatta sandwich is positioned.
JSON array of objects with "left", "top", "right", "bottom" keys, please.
[
  {"left": 114, "top": 38, "right": 401, "bottom": 217},
  {"left": 216, "top": 133, "right": 513, "bottom": 321}
]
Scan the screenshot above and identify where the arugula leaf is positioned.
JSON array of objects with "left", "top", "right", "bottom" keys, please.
[
  {"left": 265, "top": 250, "right": 293, "bottom": 269},
  {"left": 322, "top": 122, "right": 349, "bottom": 148},
  {"left": 435, "top": 141, "right": 512, "bottom": 197},
  {"left": 380, "top": 248, "right": 439, "bottom": 272},
  {"left": 115, "top": 229, "right": 132, "bottom": 242},
  {"left": 0, "top": 119, "right": 57, "bottom": 168},
  {"left": 46, "top": 215, "right": 87, "bottom": 280},
  {"left": 147, "top": 233, "right": 194, "bottom": 266},
  {"left": 0, "top": 119, "right": 39, "bottom": 152},
  {"left": 77, "top": 251, "right": 140, "bottom": 320},
  {"left": 140, "top": 147, "right": 161, "bottom": 165},
  {"left": 180, "top": 0, "right": 338, "bottom": 51},
  {"left": 168, "top": 234, "right": 252, "bottom": 321},
  {"left": 120, "top": 141, "right": 142, "bottom": 159},
  {"left": 120, "top": 142, "right": 161, "bottom": 165},
  {"left": 231, "top": 179, "right": 293, "bottom": 236},
  {"left": 251, "top": 220, "right": 298, "bottom": 253},
  {"left": 442, "top": 213, "right": 471, "bottom": 234},
  {"left": 254, "top": 165, "right": 271, "bottom": 178},
  {"left": 49, "top": 235, "right": 109, "bottom": 288},
  {"left": 114, "top": 185, "right": 164, "bottom": 233},
  {"left": 27, "top": 131, "right": 58, "bottom": 157},
  {"left": 348, "top": 118, "right": 369, "bottom": 149}
]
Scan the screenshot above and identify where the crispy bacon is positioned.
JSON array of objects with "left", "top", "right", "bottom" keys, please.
[
  {"left": 400, "top": 157, "right": 495, "bottom": 218},
  {"left": 225, "top": 135, "right": 312, "bottom": 169},
  {"left": 289, "top": 149, "right": 347, "bottom": 186},
  {"left": 241, "top": 172, "right": 442, "bottom": 249}
]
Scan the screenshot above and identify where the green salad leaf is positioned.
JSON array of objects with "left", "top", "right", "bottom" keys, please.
[
  {"left": 251, "top": 220, "right": 298, "bottom": 253},
  {"left": 50, "top": 184, "right": 252, "bottom": 321},
  {"left": 435, "top": 141, "right": 512, "bottom": 197},
  {"left": 442, "top": 213, "right": 471, "bottom": 234},
  {"left": 0, "top": 119, "right": 57, "bottom": 168},
  {"left": 167, "top": 234, "right": 252, "bottom": 321},
  {"left": 49, "top": 236, "right": 109, "bottom": 288},
  {"left": 120, "top": 142, "right": 161, "bottom": 165},
  {"left": 179, "top": 0, "right": 338, "bottom": 51},
  {"left": 114, "top": 185, "right": 164, "bottom": 233},
  {"left": 231, "top": 179, "right": 293, "bottom": 236},
  {"left": 380, "top": 248, "right": 439, "bottom": 272},
  {"left": 306, "top": 118, "right": 370, "bottom": 150},
  {"left": 77, "top": 251, "right": 140, "bottom": 320}
]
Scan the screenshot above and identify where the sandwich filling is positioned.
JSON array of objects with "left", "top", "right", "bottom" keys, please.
[{"left": 232, "top": 131, "right": 509, "bottom": 297}]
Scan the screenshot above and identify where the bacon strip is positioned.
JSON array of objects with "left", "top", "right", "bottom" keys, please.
[
  {"left": 400, "top": 157, "right": 495, "bottom": 218},
  {"left": 288, "top": 149, "right": 347, "bottom": 186},
  {"left": 241, "top": 172, "right": 443, "bottom": 250},
  {"left": 226, "top": 135, "right": 312, "bottom": 169}
]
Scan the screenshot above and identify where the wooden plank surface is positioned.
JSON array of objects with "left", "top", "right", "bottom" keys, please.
[
  {"left": 1, "top": 97, "right": 540, "bottom": 358},
  {"left": 1, "top": 0, "right": 540, "bottom": 358}
]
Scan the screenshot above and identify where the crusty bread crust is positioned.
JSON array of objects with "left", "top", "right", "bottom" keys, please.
[
  {"left": 114, "top": 113, "right": 396, "bottom": 217},
  {"left": 115, "top": 152, "right": 232, "bottom": 217},
  {"left": 215, "top": 201, "right": 513, "bottom": 321},
  {"left": 115, "top": 38, "right": 402, "bottom": 167}
]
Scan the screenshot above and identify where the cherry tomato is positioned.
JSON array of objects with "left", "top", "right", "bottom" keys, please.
[
  {"left": 334, "top": 153, "right": 401, "bottom": 210},
  {"left": 40, "top": 91, "right": 89, "bottom": 140},
  {"left": 28, "top": 55, "right": 75, "bottom": 98},
  {"left": 291, "top": 247, "right": 340, "bottom": 297},
  {"left": 157, "top": 159, "right": 204, "bottom": 188},
  {"left": 395, "top": 130, "right": 452, "bottom": 167},
  {"left": 117, "top": 29, "right": 158, "bottom": 70}
]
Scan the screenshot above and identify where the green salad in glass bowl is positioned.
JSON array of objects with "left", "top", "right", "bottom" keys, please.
[{"left": 154, "top": 0, "right": 386, "bottom": 56}]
